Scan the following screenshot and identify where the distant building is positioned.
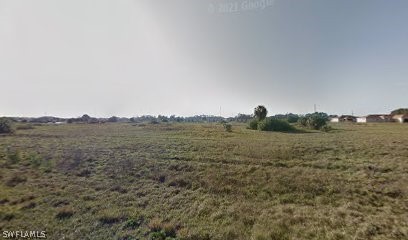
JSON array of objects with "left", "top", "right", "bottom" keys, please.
[
  {"left": 339, "top": 115, "right": 357, "bottom": 122},
  {"left": 392, "top": 114, "right": 408, "bottom": 123},
  {"left": 329, "top": 116, "right": 339, "bottom": 122},
  {"left": 356, "top": 114, "right": 392, "bottom": 123}
]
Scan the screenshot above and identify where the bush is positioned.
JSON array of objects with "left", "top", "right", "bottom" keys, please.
[
  {"left": 298, "top": 117, "right": 308, "bottom": 127},
  {"left": 98, "top": 211, "right": 122, "bottom": 225},
  {"left": 223, "top": 123, "right": 232, "bottom": 132},
  {"left": 7, "top": 149, "right": 21, "bottom": 165},
  {"left": 307, "top": 115, "right": 326, "bottom": 130},
  {"left": 148, "top": 217, "right": 163, "bottom": 232},
  {"left": 287, "top": 114, "right": 299, "bottom": 123},
  {"left": 124, "top": 217, "right": 143, "bottom": 229},
  {"left": 55, "top": 207, "right": 74, "bottom": 219},
  {"left": 149, "top": 231, "right": 166, "bottom": 240},
  {"left": 298, "top": 112, "right": 329, "bottom": 130},
  {"left": 321, "top": 125, "right": 332, "bottom": 132},
  {"left": 248, "top": 119, "right": 259, "bottom": 130},
  {"left": 0, "top": 118, "right": 15, "bottom": 134},
  {"left": 257, "top": 119, "right": 295, "bottom": 132},
  {"left": 162, "top": 222, "right": 177, "bottom": 237}
]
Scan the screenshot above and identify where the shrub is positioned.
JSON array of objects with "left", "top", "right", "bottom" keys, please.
[
  {"left": 298, "top": 112, "right": 329, "bottom": 130},
  {"left": 257, "top": 119, "right": 295, "bottom": 132},
  {"left": 257, "top": 120, "right": 268, "bottom": 131},
  {"left": 0, "top": 118, "right": 15, "bottom": 134},
  {"left": 307, "top": 115, "right": 327, "bottom": 130},
  {"left": 223, "top": 123, "right": 232, "bottom": 132},
  {"left": 29, "top": 153, "right": 42, "bottom": 168},
  {"left": 298, "top": 117, "right": 308, "bottom": 127},
  {"left": 162, "top": 222, "right": 178, "bottom": 237},
  {"left": 286, "top": 114, "right": 299, "bottom": 123},
  {"left": 148, "top": 231, "right": 166, "bottom": 240},
  {"left": 148, "top": 217, "right": 163, "bottom": 232},
  {"left": 248, "top": 119, "right": 259, "bottom": 130},
  {"left": 98, "top": 211, "right": 122, "bottom": 224},
  {"left": 7, "top": 150, "right": 21, "bottom": 165},
  {"left": 124, "top": 217, "right": 143, "bottom": 229},
  {"left": 321, "top": 125, "right": 333, "bottom": 132},
  {"left": 21, "top": 202, "right": 36, "bottom": 210},
  {"left": 56, "top": 207, "right": 74, "bottom": 219},
  {"left": 1, "top": 212, "right": 15, "bottom": 221},
  {"left": 147, "top": 219, "right": 177, "bottom": 240},
  {"left": 168, "top": 177, "right": 191, "bottom": 189}
]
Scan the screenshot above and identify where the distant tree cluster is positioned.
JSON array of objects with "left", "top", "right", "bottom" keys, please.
[
  {"left": 272, "top": 113, "right": 300, "bottom": 123},
  {"left": 107, "top": 116, "right": 119, "bottom": 123},
  {"left": 130, "top": 115, "right": 226, "bottom": 123},
  {"left": 68, "top": 114, "right": 103, "bottom": 124},
  {"left": 391, "top": 108, "right": 408, "bottom": 115},
  {"left": 66, "top": 114, "right": 231, "bottom": 124},
  {"left": 231, "top": 114, "right": 253, "bottom": 123},
  {"left": 28, "top": 116, "right": 65, "bottom": 123},
  {"left": 247, "top": 106, "right": 332, "bottom": 132},
  {"left": 5, "top": 107, "right": 334, "bottom": 131}
]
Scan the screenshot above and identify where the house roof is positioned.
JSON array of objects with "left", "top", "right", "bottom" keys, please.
[
  {"left": 366, "top": 114, "right": 390, "bottom": 117},
  {"left": 339, "top": 115, "right": 356, "bottom": 118}
]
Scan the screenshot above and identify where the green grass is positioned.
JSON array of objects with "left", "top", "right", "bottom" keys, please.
[{"left": 0, "top": 122, "right": 407, "bottom": 239}]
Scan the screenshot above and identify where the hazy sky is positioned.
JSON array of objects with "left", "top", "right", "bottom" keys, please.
[{"left": 1, "top": 0, "right": 407, "bottom": 117}]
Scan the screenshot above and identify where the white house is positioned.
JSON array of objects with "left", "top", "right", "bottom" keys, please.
[
  {"left": 357, "top": 115, "right": 392, "bottom": 123},
  {"left": 392, "top": 114, "right": 408, "bottom": 123},
  {"left": 356, "top": 117, "right": 367, "bottom": 123},
  {"left": 339, "top": 115, "right": 357, "bottom": 122},
  {"left": 330, "top": 117, "right": 339, "bottom": 123}
]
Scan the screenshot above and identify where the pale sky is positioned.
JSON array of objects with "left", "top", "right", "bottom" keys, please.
[{"left": 1, "top": 0, "right": 407, "bottom": 117}]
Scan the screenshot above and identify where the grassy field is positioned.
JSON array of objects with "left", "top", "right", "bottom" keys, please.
[{"left": 0, "top": 122, "right": 407, "bottom": 240}]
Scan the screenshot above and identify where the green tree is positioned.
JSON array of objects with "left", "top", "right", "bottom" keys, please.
[
  {"left": 254, "top": 105, "right": 268, "bottom": 121},
  {"left": 391, "top": 108, "right": 408, "bottom": 115},
  {"left": 0, "top": 117, "right": 15, "bottom": 134},
  {"left": 81, "top": 114, "right": 91, "bottom": 122}
]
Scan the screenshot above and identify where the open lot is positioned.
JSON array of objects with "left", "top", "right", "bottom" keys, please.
[{"left": 0, "top": 123, "right": 407, "bottom": 240}]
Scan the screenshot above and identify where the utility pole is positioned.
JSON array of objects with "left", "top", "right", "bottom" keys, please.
[{"left": 314, "top": 104, "right": 317, "bottom": 113}]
